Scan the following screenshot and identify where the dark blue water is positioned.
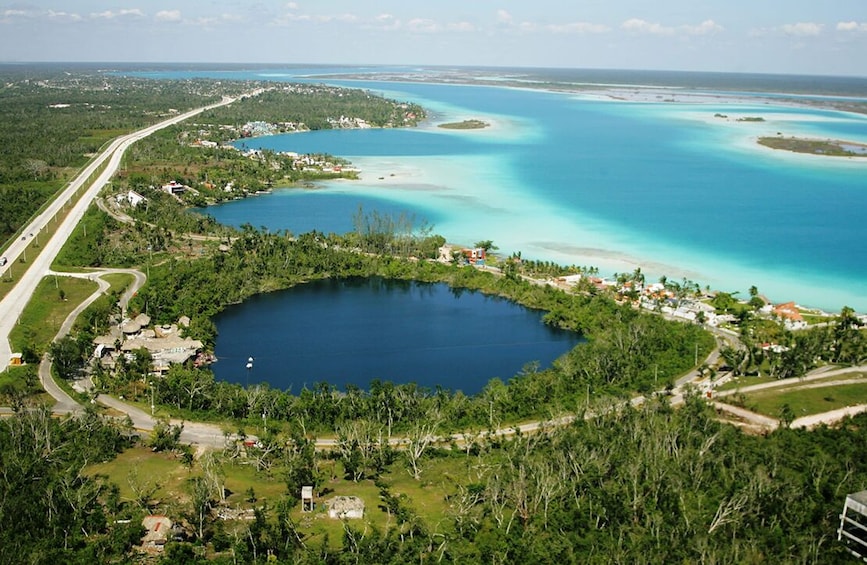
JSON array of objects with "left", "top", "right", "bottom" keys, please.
[{"left": 211, "top": 277, "right": 581, "bottom": 394}]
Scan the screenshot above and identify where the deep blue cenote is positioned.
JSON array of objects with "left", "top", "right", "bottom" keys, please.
[{"left": 211, "top": 278, "right": 581, "bottom": 395}]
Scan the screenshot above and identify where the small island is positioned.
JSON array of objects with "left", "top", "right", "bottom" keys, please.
[
  {"left": 758, "top": 136, "right": 867, "bottom": 157},
  {"left": 713, "top": 113, "right": 764, "bottom": 122},
  {"left": 437, "top": 119, "right": 489, "bottom": 130}
]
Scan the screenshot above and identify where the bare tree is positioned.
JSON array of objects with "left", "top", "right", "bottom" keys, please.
[{"left": 404, "top": 412, "right": 442, "bottom": 481}]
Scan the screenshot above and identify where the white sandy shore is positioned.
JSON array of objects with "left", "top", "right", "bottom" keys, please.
[{"left": 325, "top": 143, "right": 867, "bottom": 313}]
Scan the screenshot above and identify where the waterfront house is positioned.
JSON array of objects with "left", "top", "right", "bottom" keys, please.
[
  {"left": 94, "top": 316, "right": 203, "bottom": 374},
  {"left": 773, "top": 302, "right": 807, "bottom": 330},
  {"left": 437, "top": 245, "right": 454, "bottom": 263},
  {"left": 462, "top": 247, "right": 486, "bottom": 265}
]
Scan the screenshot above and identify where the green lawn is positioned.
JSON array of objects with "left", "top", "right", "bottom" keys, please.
[
  {"left": 8, "top": 275, "right": 99, "bottom": 352},
  {"left": 744, "top": 379, "right": 867, "bottom": 418},
  {"left": 88, "top": 446, "right": 193, "bottom": 504},
  {"left": 100, "top": 272, "right": 135, "bottom": 294},
  {"left": 87, "top": 444, "right": 460, "bottom": 550}
]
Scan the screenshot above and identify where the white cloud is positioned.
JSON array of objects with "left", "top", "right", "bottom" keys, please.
[
  {"left": 837, "top": 21, "right": 867, "bottom": 32},
  {"left": 547, "top": 22, "right": 610, "bottom": 34},
  {"left": 2, "top": 9, "right": 32, "bottom": 19},
  {"left": 286, "top": 2, "right": 299, "bottom": 9},
  {"left": 621, "top": 18, "right": 674, "bottom": 36},
  {"left": 277, "top": 13, "right": 308, "bottom": 23},
  {"left": 447, "top": 21, "right": 475, "bottom": 32},
  {"left": 372, "top": 13, "right": 400, "bottom": 30},
  {"left": 47, "top": 10, "right": 83, "bottom": 23},
  {"left": 155, "top": 10, "right": 182, "bottom": 23},
  {"left": 781, "top": 22, "right": 823, "bottom": 36},
  {"left": 317, "top": 13, "right": 357, "bottom": 23},
  {"left": 91, "top": 9, "right": 145, "bottom": 20},
  {"left": 496, "top": 10, "right": 513, "bottom": 24},
  {"left": 621, "top": 18, "right": 725, "bottom": 37},
  {"left": 406, "top": 18, "right": 439, "bottom": 33},
  {"left": 684, "top": 19, "right": 723, "bottom": 36},
  {"left": 220, "top": 13, "right": 243, "bottom": 24}
]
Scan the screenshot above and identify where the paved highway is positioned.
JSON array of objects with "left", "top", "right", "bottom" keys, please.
[{"left": 0, "top": 96, "right": 237, "bottom": 374}]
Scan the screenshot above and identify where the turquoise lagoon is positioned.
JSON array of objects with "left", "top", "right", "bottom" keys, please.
[{"left": 187, "top": 71, "right": 867, "bottom": 312}]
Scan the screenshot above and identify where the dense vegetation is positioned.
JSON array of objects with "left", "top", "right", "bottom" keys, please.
[
  {"left": 0, "top": 407, "right": 139, "bottom": 564},
  {"left": 3, "top": 395, "right": 866, "bottom": 563},
  {"left": 438, "top": 119, "right": 489, "bottom": 129},
  {"left": 194, "top": 84, "right": 426, "bottom": 135},
  {"left": 0, "top": 66, "right": 236, "bottom": 242}
]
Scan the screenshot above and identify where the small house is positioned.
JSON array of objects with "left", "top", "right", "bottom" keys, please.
[
  {"left": 462, "top": 247, "right": 486, "bottom": 265},
  {"left": 437, "top": 245, "right": 453, "bottom": 263},
  {"left": 301, "top": 486, "right": 314, "bottom": 512},
  {"left": 124, "top": 190, "right": 147, "bottom": 208},
  {"left": 327, "top": 496, "right": 364, "bottom": 519},
  {"left": 162, "top": 181, "right": 187, "bottom": 195},
  {"left": 141, "top": 515, "right": 173, "bottom": 550},
  {"left": 773, "top": 302, "right": 803, "bottom": 322}
]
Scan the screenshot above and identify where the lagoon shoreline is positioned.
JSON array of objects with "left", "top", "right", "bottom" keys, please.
[{"left": 195, "top": 68, "right": 867, "bottom": 313}]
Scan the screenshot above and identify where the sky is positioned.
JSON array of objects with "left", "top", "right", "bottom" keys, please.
[{"left": 2, "top": 1, "right": 867, "bottom": 76}]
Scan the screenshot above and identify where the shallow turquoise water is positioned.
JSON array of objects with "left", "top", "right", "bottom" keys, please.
[{"left": 170, "top": 69, "right": 867, "bottom": 311}]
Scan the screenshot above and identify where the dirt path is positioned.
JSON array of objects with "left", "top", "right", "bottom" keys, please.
[
  {"left": 716, "top": 366, "right": 867, "bottom": 397},
  {"left": 712, "top": 401, "right": 779, "bottom": 431},
  {"left": 792, "top": 405, "right": 867, "bottom": 429}
]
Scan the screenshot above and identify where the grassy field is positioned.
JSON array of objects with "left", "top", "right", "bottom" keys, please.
[
  {"left": 742, "top": 375, "right": 867, "bottom": 418},
  {"left": 101, "top": 272, "right": 135, "bottom": 294},
  {"left": 8, "top": 275, "right": 99, "bottom": 352},
  {"left": 0, "top": 364, "right": 47, "bottom": 401},
  {"left": 86, "top": 444, "right": 460, "bottom": 549}
]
